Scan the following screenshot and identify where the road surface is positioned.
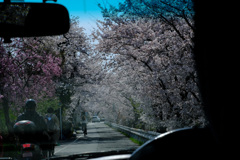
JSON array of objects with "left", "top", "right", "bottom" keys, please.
[{"left": 54, "top": 122, "right": 139, "bottom": 157}]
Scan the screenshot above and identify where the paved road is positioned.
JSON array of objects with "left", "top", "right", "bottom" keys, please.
[{"left": 54, "top": 122, "right": 139, "bottom": 157}]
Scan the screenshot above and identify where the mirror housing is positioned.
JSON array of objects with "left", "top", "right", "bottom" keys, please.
[{"left": 0, "top": 2, "right": 70, "bottom": 41}]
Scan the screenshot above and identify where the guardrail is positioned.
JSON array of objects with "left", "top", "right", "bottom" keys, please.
[{"left": 105, "top": 122, "right": 161, "bottom": 144}]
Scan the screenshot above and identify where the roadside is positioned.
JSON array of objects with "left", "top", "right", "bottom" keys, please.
[
  {"left": 54, "top": 122, "right": 139, "bottom": 157},
  {"left": 1, "top": 122, "right": 139, "bottom": 159}
]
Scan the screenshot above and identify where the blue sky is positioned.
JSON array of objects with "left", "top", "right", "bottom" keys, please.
[
  {"left": 0, "top": 0, "right": 123, "bottom": 34},
  {"left": 20, "top": 0, "right": 124, "bottom": 34}
]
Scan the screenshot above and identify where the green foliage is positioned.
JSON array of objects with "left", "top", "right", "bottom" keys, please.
[
  {"left": 129, "top": 137, "right": 144, "bottom": 146},
  {"left": 129, "top": 97, "right": 142, "bottom": 115},
  {"left": 36, "top": 97, "right": 61, "bottom": 115},
  {"left": 0, "top": 107, "right": 17, "bottom": 134},
  {"left": 56, "top": 83, "right": 73, "bottom": 109},
  {"left": 0, "top": 109, "right": 7, "bottom": 133},
  {"left": 119, "top": 130, "right": 143, "bottom": 146}
]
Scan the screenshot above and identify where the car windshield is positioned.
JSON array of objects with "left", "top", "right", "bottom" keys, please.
[{"left": 0, "top": 0, "right": 206, "bottom": 159}]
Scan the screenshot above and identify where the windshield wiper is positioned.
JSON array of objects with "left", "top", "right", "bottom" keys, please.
[{"left": 50, "top": 148, "right": 135, "bottom": 160}]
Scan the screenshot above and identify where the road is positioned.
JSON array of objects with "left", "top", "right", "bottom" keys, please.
[{"left": 54, "top": 122, "right": 139, "bottom": 157}]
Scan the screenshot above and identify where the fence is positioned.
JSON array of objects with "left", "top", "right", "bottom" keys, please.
[{"left": 105, "top": 122, "right": 161, "bottom": 144}]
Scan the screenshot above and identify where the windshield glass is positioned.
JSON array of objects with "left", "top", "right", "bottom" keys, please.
[{"left": 0, "top": 0, "right": 206, "bottom": 159}]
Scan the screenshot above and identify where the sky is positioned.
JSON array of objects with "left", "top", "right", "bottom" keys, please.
[
  {"left": 20, "top": 0, "right": 124, "bottom": 34},
  {"left": 0, "top": 0, "right": 124, "bottom": 34}
]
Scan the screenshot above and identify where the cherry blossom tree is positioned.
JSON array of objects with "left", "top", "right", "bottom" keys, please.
[
  {"left": 0, "top": 37, "right": 62, "bottom": 131},
  {"left": 0, "top": 16, "right": 95, "bottom": 132},
  {"left": 92, "top": 0, "right": 206, "bottom": 131},
  {"left": 37, "top": 17, "right": 95, "bottom": 121}
]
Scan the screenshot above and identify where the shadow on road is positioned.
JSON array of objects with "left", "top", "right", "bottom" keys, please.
[{"left": 54, "top": 123, "right": 139, "bottom": 157}]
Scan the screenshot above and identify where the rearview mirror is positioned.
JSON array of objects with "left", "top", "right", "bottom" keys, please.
[{"left": 0, "top": 3, "right": 70, "bottom": 41}]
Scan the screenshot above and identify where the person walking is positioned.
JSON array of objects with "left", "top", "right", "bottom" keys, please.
[
  {"left": 45, "top": 107, "right": 60, "bottom": 156},
  {"left": 81, "top": 112, "right": 87, "bottom": 136}
]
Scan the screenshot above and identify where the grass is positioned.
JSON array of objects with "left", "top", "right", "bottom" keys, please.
[
  {"left": 105, "top": 122, "right": 144, "bottom": 146},
  {"left": 129, "top": 137, "right": 144, "bottom": 146},
  {"left": 119, "top": 131, "right": 144, "bottom": 146}
]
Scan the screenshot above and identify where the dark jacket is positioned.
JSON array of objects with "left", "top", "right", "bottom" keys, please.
[
  {"left": 16, "top": 111, "right": 50, "bottom": 147},
  {"left": 17, "top": 111, "right": 47, "bottom": 133}
]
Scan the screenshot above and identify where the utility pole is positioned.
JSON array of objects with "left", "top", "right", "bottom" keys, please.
[{"left": 59, "top": 107, "right": 63, "bottom": 140}]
